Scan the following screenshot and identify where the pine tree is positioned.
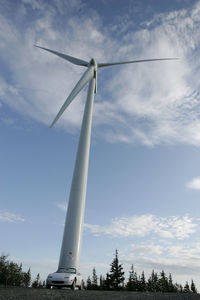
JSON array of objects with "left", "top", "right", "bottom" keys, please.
[
  {"left": 104, "top": 272, "right": 111, "bottom": 290},
  {"left": 7, "top": 262, "right": 17, "bottom": 286},
  {"left": 99, "top": 274, "right": 104, "bottom": 290},
  {"left": 0, "top": 255, "right": 9, "bottom": 286},
  {"left": 108, "top": 249, "right": 125, "bottom": 290},
  {"left": 175, "top": 283, "right": 183, "bottom": 293},
  {"left": 139, "top": 271, "right": 146, "bottom": 292},
  {"left": 126, "top": 265, "right": 138, "bottom": 291},
  {"left": 168, "top": 273, "right": 176, "bottom": 292},
  {"left": 147, "top": 270, "right": 158, "bottom": 292},
  {"left": 7, "top": 261, "right": 24, "bottom": 286},
  {"left": 86, "top": 276, "right": 92, "bottom": 290},
  {"left": 183, "top": 281, "right": 190, "bottom": 293},
  {"left": 91, "top": 267, "right": 98, "bottom": 289},
  {"left": 158, "top": 270, "right": 169, "bottom": 292},
  {"left": 32, "top": 273, "right": 40, "bottom": 288},
  {"left": 0, "top": 254, "right": 31, "bottom": 287},
  {"left": 23, "top": 267, "right": 31, "bottom": 288},
  {"left": 191, "top": 280, "right": 197, "bottom": 293}
]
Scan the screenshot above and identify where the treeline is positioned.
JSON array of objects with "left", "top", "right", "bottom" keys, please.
[
  {"left": 0, "top": 255, "right": 44, "bottom": 288},
  {"left": 86, "top": 250, "right": 198, "bottom": 293},
  {"left": 0, "top": 252, "right": 198, "bottom": 293}
]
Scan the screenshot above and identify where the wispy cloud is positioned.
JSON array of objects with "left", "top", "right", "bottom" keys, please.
[
  {"left": 84, "top": 214, "right": 197, "bottom": 240},
  {"left": 1, "top": 1, "right": 200, "bottom": 146},
  {"left": 123, "top": 239, "right": 200, "bottom": 277},
  {"left": 0, "top": 211, "right": 25, "bottom": 223},
  {"left": 186, "top": 177, "right": 200, "bottom": 190},
  {"left": 130, "top": 243, "right": 164, "bottom": 256},
  {"left": 55, "top": 202, "right": 67, "bottom": 212}
]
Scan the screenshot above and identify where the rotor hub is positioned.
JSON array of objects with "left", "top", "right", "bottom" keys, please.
[{"left": 89, "top": 58, "right": 97, "bottom": 70}]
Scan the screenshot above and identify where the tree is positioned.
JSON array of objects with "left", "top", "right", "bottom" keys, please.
[
  {"left": 175, "top": 283, "right": 183, "bottom": 293},
  {"left": 32, "top": 273, "right": 40, "bottom": 288},
  {"left": 183, "top": 281, "right": 190, "bottom": 293},
  {"left": 147, "top": 270, "right": 158, "bottom": 292},
  {"left": 104, "top": 272, "right": 111, "bottom": 290},
  {"left": 99, "top": 274, "right": 104, "bottom": 290},
  {"left": 91, "top": 267, "right": 98, "bottom": 289},
  {"left": 126, "top": 265, "right": 138, "bottom": 291},
  {"left": 10, "top": 262, "right": 23, "bottom": 286},
  {"left": 108, "top": 249, "right": 125, "bottom": 290},
  {"left": 23, "top": 268, "right": 31, "bottom": 288},
  {"left": 158, "top": 270, "right": 169, "bottom": 292},
  {"left": 138, "top": 271, "right": 146, "bottom": 292},
  {"left": 0, "top": 254, "right": 31, "bottom": 287},
  {"left": 168, "top": 273, "right": 176, "bottom": 293},
  {"left": 86, "top": 276, "right": 92, "bottom": 290},
  {"left": 2, "top": 259, "right": 23, "bottom": 286},
  {"left": 0, "top": 255, "right": 9, "bottom": 286},
  {"left": 191, "top": 280, "right": 197, "bottom": 293}
]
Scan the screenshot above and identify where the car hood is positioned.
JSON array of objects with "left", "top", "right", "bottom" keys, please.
[{"left": 47, "top": 272, "right": 75, "bottom": 280}]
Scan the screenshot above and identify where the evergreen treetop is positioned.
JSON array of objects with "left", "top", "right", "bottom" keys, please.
[
  {"left": 91, "top": 267, "right": 98, "bottom": 289},
  {"left": 86, "top": 275, "right": 92, "bottom": 290},
  {"left": 126, "top": 264, "right": 138, "bottom": 291},
  {"left": 184, "top": 281, "right": 191, "bottom": 293},
  {"left": 108, "top": 249, "right": 125, "bottom": 290},
  {"left": 191, "top": 280, "right": 197, "bottom": 293}
]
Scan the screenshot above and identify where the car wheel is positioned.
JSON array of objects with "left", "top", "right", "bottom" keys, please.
[
  {"left": 46, "top": 285, "right": 51, "bottom": 289},
  {"left": 71, "top": 280, "right": 76, "bottom": 290}
]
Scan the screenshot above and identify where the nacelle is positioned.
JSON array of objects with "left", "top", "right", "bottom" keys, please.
[{"left": 89, "top": 58, "right": 97, "bottom": 70}]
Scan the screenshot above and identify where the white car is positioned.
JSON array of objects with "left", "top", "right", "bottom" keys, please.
[{"left": 46, "top": 268, "right": 82, "bottom": 290}]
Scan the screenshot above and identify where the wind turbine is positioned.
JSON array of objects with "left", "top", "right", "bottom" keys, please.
[{"left": 35, "top": 45, "right": 177, "bottom": 288}]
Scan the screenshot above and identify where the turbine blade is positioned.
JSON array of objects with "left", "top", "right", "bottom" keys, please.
[
  {"left": 34, "top": 45, "right": 88, "bottom": 67},
  {"left": 98, "top": 58, "right": 179, "bottom": 68},
  {"left": 50, "top": 66, "right": 94, "bottom": 128}
]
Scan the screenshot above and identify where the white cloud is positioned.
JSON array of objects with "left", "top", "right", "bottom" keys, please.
[
  {"left": 55, "top": 202, "right": 67, "bottom": 212},
  {"left": 84, "top": 214, "right": 197, "bottom": 240},
  {"left": 1, "top": 1, "right": 200, "bottom": 146},
  {"left": 186, "top": 177, "right": 200, "bottom": 190},
  {"left": 123, "top": 239, "right": 200, "bottom": 277},
  {"left": 131, "top": 243, "right": 164, "bottom": 255},
  {"left": 0, "top": 14, "right": 18, "bottom": 47},
  {"left": 0, "top": 211, "right": 25, "bottom": 223}
]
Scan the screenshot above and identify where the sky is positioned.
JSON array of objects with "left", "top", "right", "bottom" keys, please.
[{"left": 1, "top": 0, "right": 200, "bottom": 288}]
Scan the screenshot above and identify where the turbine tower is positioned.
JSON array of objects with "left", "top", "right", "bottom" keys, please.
[{"left": 36, "top": 45, "right": 177, "bottom": 274}]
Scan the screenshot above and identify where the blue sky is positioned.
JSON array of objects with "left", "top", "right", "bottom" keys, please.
[{"left": 1, "top": 0, "right": 200, "bottom": 288}]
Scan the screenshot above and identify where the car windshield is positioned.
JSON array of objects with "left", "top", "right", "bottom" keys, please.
[{"left": 57, "top": 268, "right": 76, "bottom": 274}]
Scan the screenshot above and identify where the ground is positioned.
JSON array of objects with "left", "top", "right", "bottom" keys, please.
[{"left": 0, "top": 288, "right": 200, "bottom": 300}]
